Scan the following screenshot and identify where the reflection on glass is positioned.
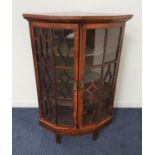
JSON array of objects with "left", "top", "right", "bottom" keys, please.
[
  {"left": 84, "top": 67, "right": 101, "bottom": 83},
  {"left": 86, "top": 29, "right": 105, "bottom": 66},
  {"left": 83, "top": 67, "right": 104, "bottom": 99},
  {"left": 85, "top": 28, "right": 121, "bottom": 66},
  {"left": 104, "top": 28, "right": 120, "bottom": 62},
  {"left": 53, "top": 29, "right": 74, "bottom": 66}
]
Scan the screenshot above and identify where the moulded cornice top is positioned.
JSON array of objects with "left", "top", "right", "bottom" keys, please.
[{"left": 23, "top": 12, "right": 133, "bottom": 23}]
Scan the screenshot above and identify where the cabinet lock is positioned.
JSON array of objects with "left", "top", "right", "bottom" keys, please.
[
  {"left": 80, "top": 80, "right": 84, "bottom": 89},
  {"left": 73, "top": 81, "right": 78, "bottom": 91}
]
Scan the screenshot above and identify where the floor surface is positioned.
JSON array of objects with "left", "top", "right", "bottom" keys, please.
[{"left": 12, "top": 108, "right": 142, "bottom": 155}]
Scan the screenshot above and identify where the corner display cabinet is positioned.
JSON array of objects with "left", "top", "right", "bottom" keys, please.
[{"left": 23, "top": 13, "right": 132, "bottom": 143}]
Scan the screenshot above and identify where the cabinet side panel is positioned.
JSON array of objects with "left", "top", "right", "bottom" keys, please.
[
  {"left": 29, "top": 22, "right": 43, "bottom": 117},
  {"left": 109, "top": 24, "right": 126, "bottom": 114},
  {"left": 29, "top": 23, "right": 57, "bottom": 123},
  {"left": 78, "top": 24, "right": 84, "bottom": 128}
]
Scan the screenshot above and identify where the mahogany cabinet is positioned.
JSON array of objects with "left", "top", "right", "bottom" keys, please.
[{"left": 23, "top": 13, "right": 132, "bottom": 143}]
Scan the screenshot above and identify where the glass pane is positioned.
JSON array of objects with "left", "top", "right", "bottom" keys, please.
[
  {"left": 84, "top": 67, "right": 101, "bottom": 84},
  {"left": 34, "top": 27, "right": 56, "bottom": 124},
  {"left": 42, "top": 96, "right": 55, "bottom": 122},
  {"left": 53, "top": 29, "right": 75, "bottom": 126},
  {"left": 83, "top": 67, "right": 104, "bottom": 125},
  {"left": 103, "top": 63, "right": 115, "bottom": 87},
  {"left": 53, "top": 29, "right": 74, "bottom": 67},
  {"left": 33, "top": 27, "right": 75, "bottom": 127},
  {"left": 57, "top": 106, "right": 73, "bottom": 126},
  {"left": 55, "top": 69, "right": 74, "bottom": 99},
  {"left": 82, "top": 63, "right": 116, "bottom": 125},
  {"left": 82, "top": 66, "right": 116, "bottom": 125},
  {"left": 104, "top": 28, "right": 120, "bottom": 62},
  {"left": 85, "top": 29, "right": 105, "bottom": 66},
  {"left": 83, "top": 27, "right": 119, "bottom": 125},
  {"left": 57, "top": 100, "right": 73, "bottom": 126}
]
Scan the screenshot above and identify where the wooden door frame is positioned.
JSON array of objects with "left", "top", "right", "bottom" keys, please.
[
  {"left": 78, "top": 22, "right": 125, "bottom": 128},
  {"left": 29, "top": 21, "right": 79, "bottom": 128}
]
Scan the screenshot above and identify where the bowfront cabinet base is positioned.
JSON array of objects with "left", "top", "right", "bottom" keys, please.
[
  {"left": 39, "top": 116, "right": 112, "bottom": 137},
  {"left": 40, "top": 116, "right": 112, "bottom": 143},
  {"left": 23, "top": 13, "right": 132, "bottom": 143}
]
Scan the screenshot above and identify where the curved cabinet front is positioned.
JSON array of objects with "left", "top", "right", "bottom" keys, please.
[{"left": 24, "top": 14, "right": 132, "bottom": 143}]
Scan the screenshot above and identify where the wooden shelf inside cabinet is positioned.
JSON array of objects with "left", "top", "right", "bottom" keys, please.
[{"left": 23, "top": 12, "right": 133, "bottom": 143}]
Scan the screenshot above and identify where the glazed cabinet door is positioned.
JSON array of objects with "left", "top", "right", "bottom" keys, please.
[
  {"left": 29, "top": 22, "right": 79, "bottom": 128},
  {"left": 78, "top": 23, "right": 125, "bottom": 127}
]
